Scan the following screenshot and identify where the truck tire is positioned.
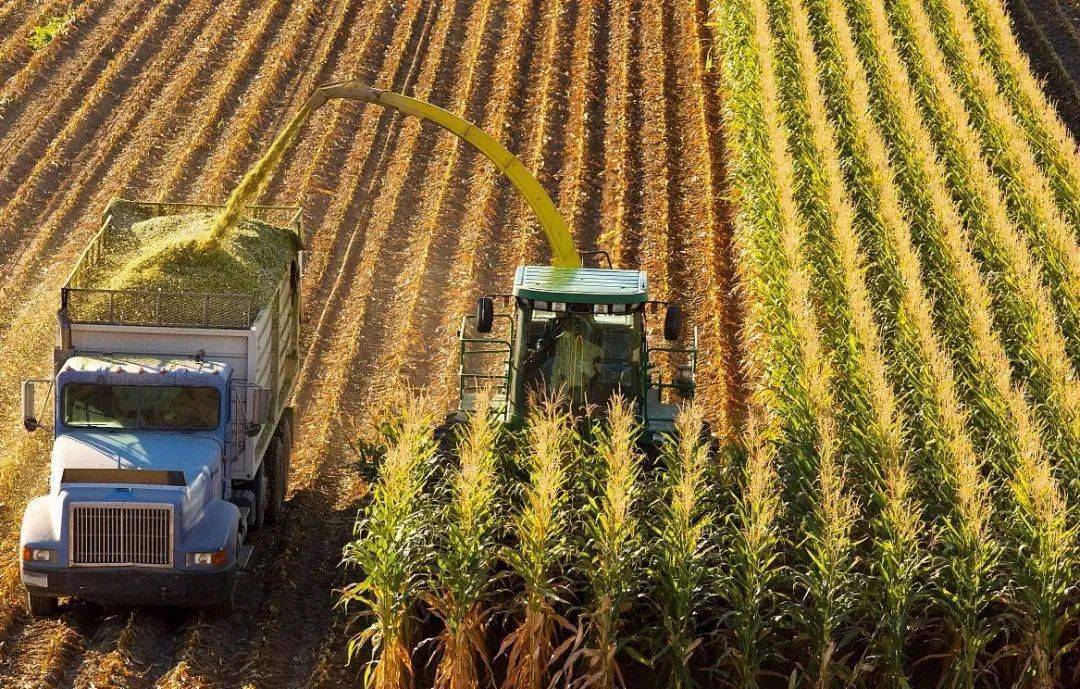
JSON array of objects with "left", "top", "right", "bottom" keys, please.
[
  {"left": 282, "top": 410, "right": 293, "bottom": 481},
  {"left": 265, "top": 435, "right": 286, "bottom": 525},
  {"left": 251, "top": 463, "right": 268, "bottom": 531},
  {"left": 26, "top": 592, "right": 58, "bottom": 617}
]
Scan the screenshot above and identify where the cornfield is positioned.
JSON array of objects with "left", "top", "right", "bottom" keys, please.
[
  {"left": 0, "top": 0, "right": 1079, "bottom": 684},
  {"left": 338, "top": 0, "right": 1080, "bottom": 685},
  {"left": 715, "top": 0, "right": 1080, "bottom": 685}
]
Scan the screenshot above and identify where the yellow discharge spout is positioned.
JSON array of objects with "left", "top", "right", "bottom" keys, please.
[{"left": 206, "top": 81, "right": 580, "bottom": 268}]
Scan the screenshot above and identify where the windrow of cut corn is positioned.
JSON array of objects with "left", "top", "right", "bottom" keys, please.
[{"left": 715, "top": 0, "right": 1079, "bottom": 686}]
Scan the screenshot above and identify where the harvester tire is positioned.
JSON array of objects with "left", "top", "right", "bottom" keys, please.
[
  {"left": 265, "top": 435, "right": 286, "bottom": 525},
  {"left": 26, "top": 592, "right": 58, "bottom": 617}
]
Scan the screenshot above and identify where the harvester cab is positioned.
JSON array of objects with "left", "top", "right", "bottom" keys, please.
[{"left": 456, "top": 262, "right": 698, "bottom": 445}]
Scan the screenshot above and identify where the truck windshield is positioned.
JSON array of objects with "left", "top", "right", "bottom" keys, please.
[{"left": 63, "top": 384, "right": 220, "bottom": 431}]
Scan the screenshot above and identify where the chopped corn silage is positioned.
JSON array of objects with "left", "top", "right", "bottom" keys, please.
[{"left": 86, "top": 211, "right": 299, "bottom": 306}]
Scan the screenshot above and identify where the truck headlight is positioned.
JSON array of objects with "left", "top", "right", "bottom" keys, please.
[
  {"left": 187, "top": 550, "right": 228, "bottom": 567},
  {"left": 22, "top": 547, "right": 54, "bottom": 563}
]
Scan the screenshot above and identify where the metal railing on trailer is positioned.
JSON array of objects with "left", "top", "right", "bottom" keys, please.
[{"left": 62, "top": 199, "right": 303, "bottom": 330}]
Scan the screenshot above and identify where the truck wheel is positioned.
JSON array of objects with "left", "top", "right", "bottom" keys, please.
[
  {"left": 282, "top": 410, "right": 293, "bottom": 482},
  {"left": 26, "top": 592, "right": 58, "bottom": 617},
  {"left": 251, "top": 463, "right": 268, "bottom": 531},
  {"left": 265, "top": 436, "right": 286, "bottom": 525}
]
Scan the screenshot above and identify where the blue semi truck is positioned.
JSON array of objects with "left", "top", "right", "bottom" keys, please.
[{"left": 18, "top": 200, "right": 302, "bottom": 616}]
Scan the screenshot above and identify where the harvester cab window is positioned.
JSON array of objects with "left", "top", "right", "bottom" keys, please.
[{"left": 522, "top": 310, "right": 640, "bottom": 409}]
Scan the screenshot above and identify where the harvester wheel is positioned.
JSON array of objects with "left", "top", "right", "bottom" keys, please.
[
  {"left": 26, "top": 592, "right": 58, "bottom": 617},
  {"left": 265, "top": 435, "right": 286, "bottom": 525}
]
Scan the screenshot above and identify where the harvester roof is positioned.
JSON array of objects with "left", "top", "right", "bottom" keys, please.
[{"left": 513, "top": 265, "right": 648, "bottom": 305}]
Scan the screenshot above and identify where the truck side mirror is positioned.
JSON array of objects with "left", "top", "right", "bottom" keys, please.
[
  {"left": 664, "top": 305, "right": 683, "bottom": 342},
  {"left": 248, "top": 387, "right": 272, "bottom": 433},
  {"left": 476, "top": 297, "right": 494, "bottom": 334},
  {"left": 22, "top": 380, "right": 39, "bottom": 432}
]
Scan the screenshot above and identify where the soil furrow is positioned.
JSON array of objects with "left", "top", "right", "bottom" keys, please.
[
  {"left": 0, "top": 0, "right": 209, "bottom": 291},
  {"left": 0, "top": 0, "right": 81, "bottom": 86},
  {"left": 289, "top": 0, "right": 437, "bottom": 413},
  {"left": 597, "top": 0, "right": 634, "bottom": 265},
  {"left": 261, "top": 0, "right": 377, "bottom": 204},
  {"left": 425, "top": 0, "right": 539, "bottom": 400},
  {"left": 283, "top": 0, "right": 407, "bottom": 305},
  {"left": 0, "top": 0, "right": 36, "bottom": 38},
  {"left": 0, "top": 0, "right": 140, "bottom": 192},
  {"left": 191, "top": 1, "right": 331, "bottom": 202},
  {"left": 619, "top": 1, "right": 647, "bottom": 272},
  {"left": 699, "top": 0, "right": 746, "bottom": 420},
  {"left": 572, "top": 0, "right": 612, "bottom": 254},
  {"left": 153, "top": 0, "right": 293, "bottom": 200},
  {"left": 292, "top": 0, "right": 448, "bottom": 468},
  {"left": 0, "top": 0, "right": 112, "bottom": 114},
  {"left": 509, "top": 0, "right": 569, "bottom": 268},
  {"left": 373, "top": 0, "right": 500, "bottom": 388},
  {"left": 632, "top": 0, "right": 672, "bottom": 301},
  {"left": 556, "top": 0, "right": 602, "bottom": 243},
  {"left": 663, "top": 0, "right": 735, "bottom": 418}
]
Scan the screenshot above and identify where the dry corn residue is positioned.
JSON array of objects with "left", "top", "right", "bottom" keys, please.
[{"left": 85, "top": 210, "right": 300, "bottom": 306}]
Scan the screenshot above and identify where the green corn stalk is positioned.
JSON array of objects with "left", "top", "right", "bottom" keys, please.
[
  {"left": 724, "top": 411, "right": 786, "bottom": 689},
  {"left": 427, "top": 391, "right": 503, "bottom": 689},
  {"left": 341, "top": 395, "right": 439, "bottom": 689},
  {"left": 568, "top": 395, "right": 644, "bottom": 689},
  {"left": 794, "top": 0, "right": 941, "bottom": 682},
  {"left": 650, "top": 404, "right": 716, "bottom": 689},
  {"left": 1000, "top": 387, "right": 1078, "bottom": 688},
  {"left": 717, "top": 0, "right": 860, "bottom": 681},
  {"left": 917, "top": 0, "right": 1080, "bottom": 370},
  {"left": 712, "top": 0, "right": 796, "bottom": 682},
  {"left": 501, "top": 398, "right": 575, "bottom": 689},
  {"left": 958, "top": 0, "right": 1080, "bottom": 248},
  {"left": 885, "top": 0, "right": 1080, "bottom": 494}
]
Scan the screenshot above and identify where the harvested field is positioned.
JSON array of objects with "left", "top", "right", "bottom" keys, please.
[
  {"left": 1004, "top": 0, "right": 1080, "bottom": 132},
  {"left": 0, "top": 1, "right": 732, "bottom": 687}
]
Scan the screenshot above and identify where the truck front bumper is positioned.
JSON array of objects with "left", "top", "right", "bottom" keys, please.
[{"left": 22, "top": 565, "right": 237, "bottom": 608}]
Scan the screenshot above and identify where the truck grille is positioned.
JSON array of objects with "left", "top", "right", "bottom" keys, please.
[{"left": 70, "top": 504, "right": 173, "bottom": 567}]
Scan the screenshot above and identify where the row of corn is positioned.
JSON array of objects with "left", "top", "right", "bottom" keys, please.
[
  {"left": 342, "top": 395, "right": 721, "bottom": 689},
  {"left": 717, "top": 0, "right": 1079, "bottom": 685}
]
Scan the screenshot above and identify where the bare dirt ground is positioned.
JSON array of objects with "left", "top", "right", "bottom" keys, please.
[
  {"left": 0, "top": 1, "right": 737, "bottom": 686},
  {"left": 1007, "top": 0, "right": 1080, "bottom": 132}
]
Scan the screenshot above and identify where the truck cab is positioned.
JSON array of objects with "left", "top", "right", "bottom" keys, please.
[
  {"left": 19, "top": 200, "right": 301, "bottom": 616},
  {"left": 21, "top": 356, "right": 251, "bottom": 614}
]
